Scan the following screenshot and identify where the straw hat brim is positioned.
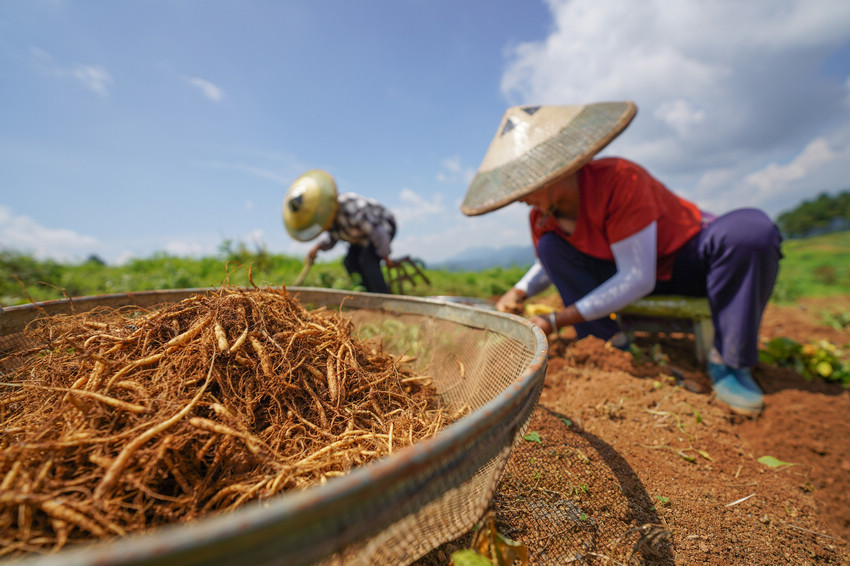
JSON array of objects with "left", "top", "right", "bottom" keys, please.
[
  {"left": 462, "top": 102, "right": 637, "bottom": 216},
  {"left": 282, "top": 170, "right": 339, "bottom": 242}
]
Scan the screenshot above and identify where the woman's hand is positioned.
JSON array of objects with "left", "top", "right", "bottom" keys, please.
[
  {"left": 496, "top": 288, "right": 527, "bottom": 314},
  {"left": 529, "top": 313, "right": 556, "bottom": 335},
  {"left": 529, "top": 305, "right": 584, "bottom": 337}
]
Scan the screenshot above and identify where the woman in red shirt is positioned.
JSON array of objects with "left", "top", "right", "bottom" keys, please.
[{"left": 463, "top": 103, "right": 782, "bottom": 417}]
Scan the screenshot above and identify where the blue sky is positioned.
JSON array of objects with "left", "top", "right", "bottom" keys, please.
[{"left": 2, "top": 0, "right": 850, "bottom": 267}]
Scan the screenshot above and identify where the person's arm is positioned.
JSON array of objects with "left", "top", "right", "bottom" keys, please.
[
  {"left": 516, "top": 260, "right": 552, "bottom": 297},
  {"left": 496, "top": 260, "right": 551, "bottom": 313},
  {"left": 309, "top": 233, "right": 337, "bottom": 260},
  {"left": 369, "top": 224, "right": 394, "bottom": 265},
  {"left": 307, "top": 243, "right": 320, "bottom": 261},
  {"left": 574, "top": 221, "right": 657, "bottom": 320},
  {"left": 531, "top": 222, "right": 657, "bottom": 333}
]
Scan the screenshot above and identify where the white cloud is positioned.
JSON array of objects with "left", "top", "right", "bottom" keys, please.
[
  {"left": 164, "top": 229, "right": 266, "bottom": 259},
  {"left": 194, "top": 161, "right": 290, "bottom": 184},
  {"left": 29, "top": 48, "right": 113, "bottom": 96},
  {"left": 499, "top": 0, "right": 850, "bottom": 217},
  {"left": 501, "top": 1, "right": 731, "bottom": 107},
  {"left": 245, "top": 229, "right": 265, "bottom": 248},
  {"left": 436, "top": 155, "right": 476, "bottom": 184},
  {"left": 183, "top": 76, "right": 224, "bottom": 101},
  {"left": 392, "top": 204, "right": 533, "bottom": 263},
  {"left": 391, "top": 188, "right": 445, "bottom": 225},
  {"left": 163, "top": 240, "right": 213, "bottom": 257},
  {"left": 0, "top": 206, "right": 102, "bottom": 262},
  {"left": 71, "top": 65, "right": 112, "bottom": 96},
  {"left": 653, "top": 99, "right": 706, "bottom": 138},
  {"left": 29, "top": 46, "right": 51, "bottom": 62},
  {"left": 114, "top": 250, "right": 136, "bottom": 266},
  {"left": 686, "top": 126, "right": 850, "bottom": 216},
  {"left": 745, "top": 138, "right": 834, "bottom": 193}
]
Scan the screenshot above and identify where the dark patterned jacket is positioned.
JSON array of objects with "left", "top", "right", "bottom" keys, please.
[{"left": 316, "top": 193, "right": 396, "bottom": 258}]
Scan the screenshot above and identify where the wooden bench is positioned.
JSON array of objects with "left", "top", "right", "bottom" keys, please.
[{"left": 617, "top": 296, "right": 714, "bottom": 363}]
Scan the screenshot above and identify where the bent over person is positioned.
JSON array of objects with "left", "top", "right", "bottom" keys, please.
[
  {"left": 461, "top": 103, "right": 782, "bottom": 417},
  {"left": 283, "top": 169, "right": 397, "bottom": 293}
]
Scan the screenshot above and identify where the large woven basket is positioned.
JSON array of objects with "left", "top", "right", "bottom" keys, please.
[{"left": 0, "top": 288, "right": 547, "bottom": 566}]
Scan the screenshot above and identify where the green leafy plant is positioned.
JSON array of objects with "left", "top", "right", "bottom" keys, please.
[
  {"left": 451, "top": 513, "right": 529, "bottom": 566},
  {"left": 760, "top": 337, "right": 850, "bottom": 387},
  {"left": 822, "top": 310, "right": 850, "bottom": 330},
  {"left": 628, "top": 343, "right": 669, "bottom": 366},
  {"left": 649, "top": 343, "right": 669, "bottom": 366},
  {"left": 628, "top": 343, "right": 645, "bottom": 363}
]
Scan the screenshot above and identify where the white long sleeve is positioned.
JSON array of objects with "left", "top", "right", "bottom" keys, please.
[
  {"left": 574, "top": 221, "right": 657, "bottom": 321},
  {"left": 514, "top": 260, "right": 552, "bottom": 298}
]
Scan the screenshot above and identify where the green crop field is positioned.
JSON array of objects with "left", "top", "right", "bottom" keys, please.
[
  {"left": 770, "top": 231, "right": 850, "bottom": 303},
  {"left": 2, "top": 232, "right": 848, "bottom": 308}
]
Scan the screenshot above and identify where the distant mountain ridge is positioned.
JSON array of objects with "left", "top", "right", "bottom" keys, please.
[{"left": 433, "top": 245, "right": 535, "bottom": 271}]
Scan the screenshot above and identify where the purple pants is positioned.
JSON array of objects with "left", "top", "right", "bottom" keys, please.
[{"left": 536, "top": 208, "right": 782, "bottom": 368}]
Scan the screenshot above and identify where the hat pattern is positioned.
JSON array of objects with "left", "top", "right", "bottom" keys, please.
[{"left": 462, "top": 102, "right": 637, "bottom": 216}]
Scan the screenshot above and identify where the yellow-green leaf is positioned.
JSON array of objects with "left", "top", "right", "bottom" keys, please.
[
  {"left": 816, "top": 361, "right": 833, "bottom": 377},
  {"left": 523, "top": 431, "right": 542, "bottom": 444},
  {"left": 466, "top": 513, "right": 530, "bottom": 566},
  {"left": 450, "top": 549, "right": 492, "bottom": 566},
  {"left": 492, "top": 532, "right": 529, "bottom": 565},
  {"left": 758, "top": 455, "right": 793, "bottom": 468}
]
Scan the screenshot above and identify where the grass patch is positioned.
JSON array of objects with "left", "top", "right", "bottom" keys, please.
[
  {"left": 772, "top": 231, "right": 850, "bottom": 303},
  {"left": 3, "top": 231, "right": 849, "bottom": 307}
]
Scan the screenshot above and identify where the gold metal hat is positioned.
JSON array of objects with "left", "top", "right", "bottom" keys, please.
[
  {"left": 462, "top": 102, "right": 637, "bottom": 216},
  {"left": 282, "top": 169, "right": 339, "bottom": 242}
]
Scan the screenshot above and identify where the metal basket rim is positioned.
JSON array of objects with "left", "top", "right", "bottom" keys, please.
[{"left": 1, "top": 287, "right": 548, "bottom": 566}]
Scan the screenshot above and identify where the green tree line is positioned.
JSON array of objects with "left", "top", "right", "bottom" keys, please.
[{"left": 776, "top": 190, "right": 850, "bottom": 238}]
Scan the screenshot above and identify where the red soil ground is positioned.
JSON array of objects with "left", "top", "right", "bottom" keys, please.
[{"left": 422, "top": 295, "right": 850, "bottom": 565}]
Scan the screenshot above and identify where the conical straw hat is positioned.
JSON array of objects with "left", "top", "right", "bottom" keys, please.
[
  {"left": 462, "top": 102, "right": 637, "bottom": 216},
  {"left": 282, "top": 170, "right": 339, "bottom": 242}
]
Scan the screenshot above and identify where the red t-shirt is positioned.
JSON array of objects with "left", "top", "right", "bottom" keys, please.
[{"left": 530, "top": 157, "right": 702, "bottom": 281}]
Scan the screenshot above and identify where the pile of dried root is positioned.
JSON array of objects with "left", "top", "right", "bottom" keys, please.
[{"left": 0, "top": 286, "right": 450, "bottom": 557}]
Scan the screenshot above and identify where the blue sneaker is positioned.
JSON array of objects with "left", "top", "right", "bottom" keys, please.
[
  {"left": 731, "top": 366, "right": 763, "bottom": 394},
  {"left": 707, "top": 362, "right": 764, "bottom": 417}
]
